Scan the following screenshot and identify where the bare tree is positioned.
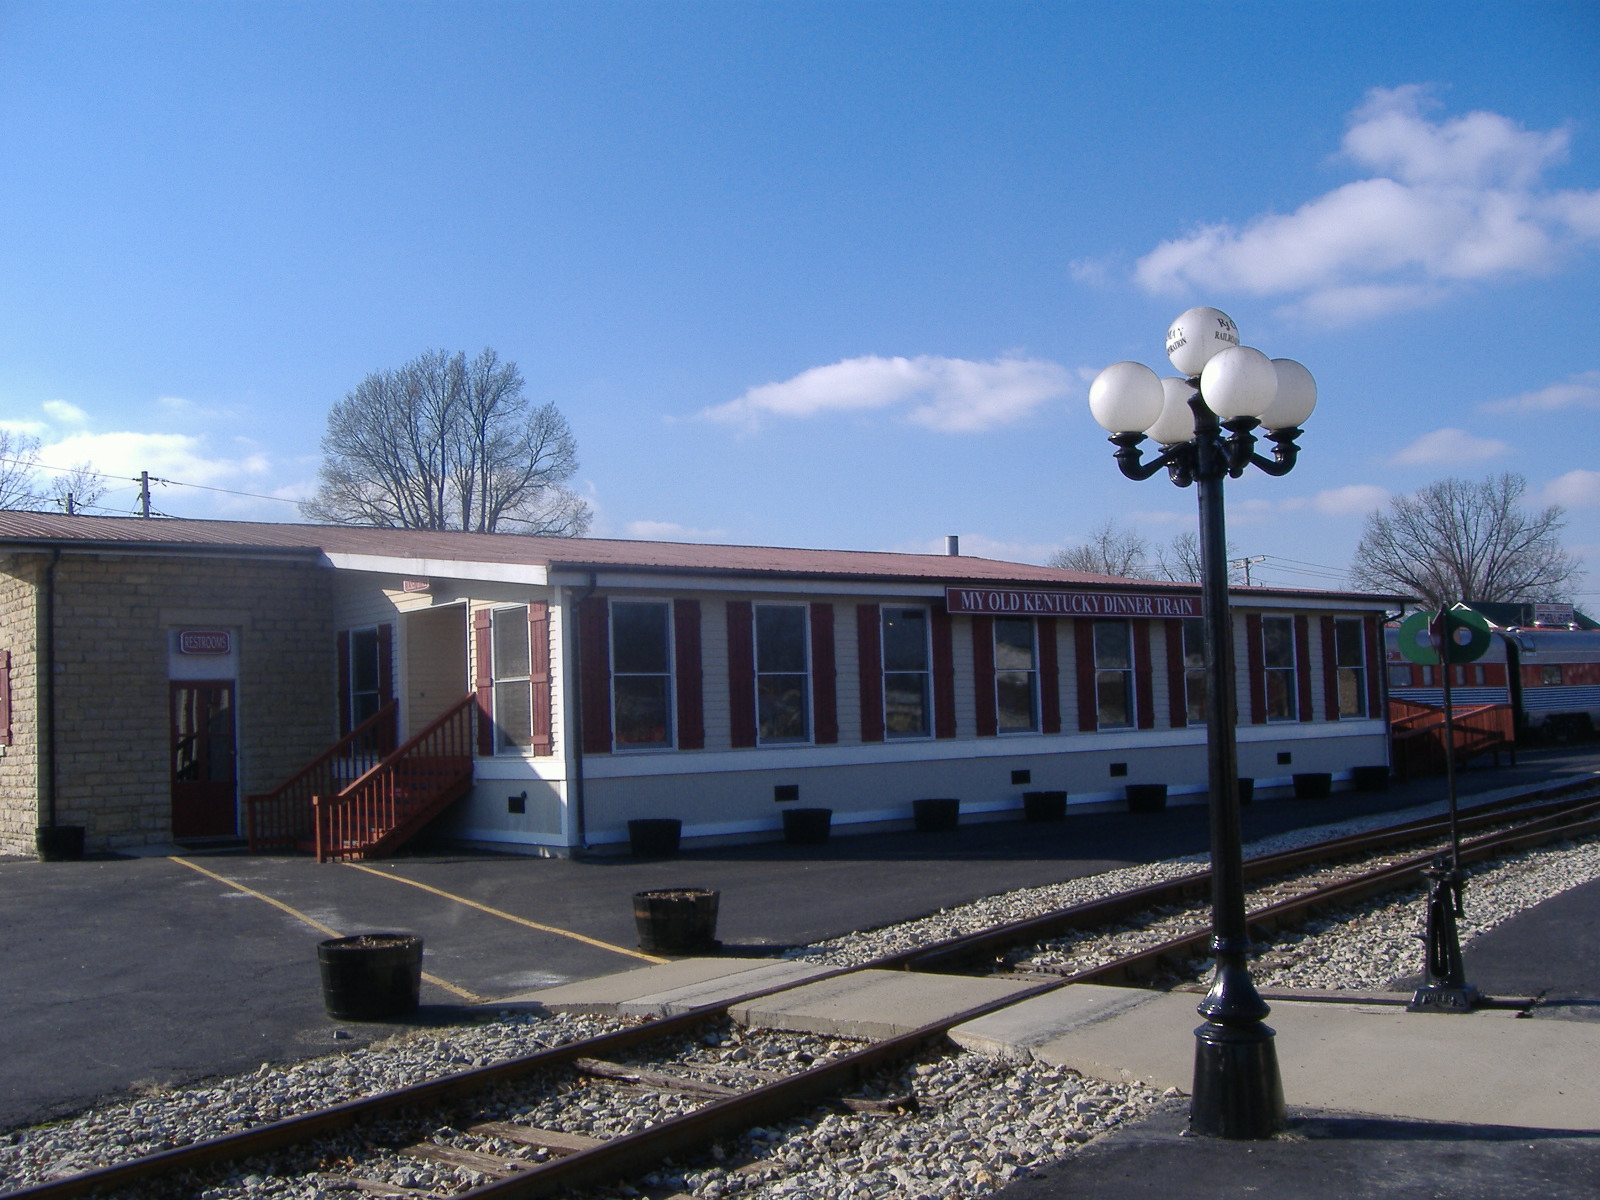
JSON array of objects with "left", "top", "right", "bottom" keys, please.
[
  {"left": 44, "top": 463, "right": 110, "bottom": 514},
  {"left": 1049, "top": 519, "right": 1151, "bottom": 578},
  {"left": 0, "top": 431, "right": 43, "bottom": 509},
  {"left": 302, "top": 348, "right": 591, "bottom": 536},
  {"left": 1154, "top": 531, "right": 1202, "bottom": 583},
  {"left": 1350, "top": 473, "right": 1584, "bottom": 607}
]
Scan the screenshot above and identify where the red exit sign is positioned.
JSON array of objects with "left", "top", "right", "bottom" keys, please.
[{"left": 178, "top": 630, "right": 231, "bottom": 655}]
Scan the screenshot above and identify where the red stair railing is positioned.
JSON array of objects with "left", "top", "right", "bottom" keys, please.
[
  {"left": 245, "top": 700, "right": 398, "bottom": 850},
  {"left": 1390, "top": 698, "right": 1516, "bottom": 780}
]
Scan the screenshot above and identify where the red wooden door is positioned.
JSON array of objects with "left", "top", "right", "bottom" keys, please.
[{"left": 170, "top": 681, "right": 238, "bottom": 838}]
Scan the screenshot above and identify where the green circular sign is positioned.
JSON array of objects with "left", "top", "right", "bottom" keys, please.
[
  {"left": 1398, "top": 611, "right": 1439, "bottom": 665},
  {"left": 1398, "top": 608, "right": 1493, "bottom": 666}
]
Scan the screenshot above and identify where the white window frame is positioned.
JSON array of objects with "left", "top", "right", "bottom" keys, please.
[
  {"left": 881, "top": 604, "right": 933, "bottom": 740},
  {"left": 1332, "top": 616, "right": 1367, "bottom": 718},
  {"left": 610, "top": 598, "right": 676, "bottom": 751},
  {"left": 754, "top": 602, "right": 813, "bottom": 746},
  {"left": 1262, "top": 615, "right": 1298, "bottom": 722},
  {"left": 1093, "top": 618, "right": 1135, "bottom": 730},
  {"left": 489, "top": 604, "right": 532, "bottom": 755},
  {"left": 993, "top": 616, "right": 1039, "bottom": 735}
]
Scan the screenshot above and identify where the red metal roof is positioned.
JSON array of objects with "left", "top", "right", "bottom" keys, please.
[{"left": 0, "top": 511, "right": 1393, "bottom": 600}]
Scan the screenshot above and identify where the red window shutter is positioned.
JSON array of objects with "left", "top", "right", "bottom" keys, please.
[
  {"left": 473, "top": 609, "right": 494, "bottom": 756},
  {"left": 810, "top": 603, "right": 838, "bottom": 744},
  {"left": 674, "top": 599, "right": 704, "bottom": 751},
  {"left": 0, "top": 649, "right": 11, "bottom": 746},
  {"left": 376, "top": 623, "right": 394, "bottom": 705},
  {"left": 1295, "top": 614, "right": 1314, "bottom": 723},
  {"left": 336, "top": 630, "right": 352, "bottom": 737},
  {"left": 1364, "top": 615, "right": 1383, "bottom": 717},
  {"left": 726, "top": 600, "right": 756, "bottom": 748},
  {"left": 1320, "top": 616, "right": 1340, "bottom": 722},
  {"left": 1165, "top": 618, "right": 1187, "bottom": 729},
  {"left": 528, "top": 601, "right": 553, "bottom": 755},
  {"left": 971, "top": 614, "right": 997, "bottom": 738},
  {"left": 932, "top": 603, "right": 956, "bottom": 739},
  {"left": 1246, "top": 613, "right": 1266, "bottom": 724},
  {"left": 1133, "top": 620, "right": 1155, "bottom": 730},
  {"left": 1038, "top": 617, "right": 1061, "bottom": 734},
  {"left": 857, "top": 604, "right": 884, "bottom": 743},
  {"left": 1074, "top": 619, "right": 1097, "bottom": 732},
  {"left": 579, "top": 595, "right": 612, "bottom": 754}
]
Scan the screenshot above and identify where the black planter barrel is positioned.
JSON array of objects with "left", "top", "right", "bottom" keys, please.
[
  {"left": 1023, "top": 791, "right": 1067, "bottom": 822},
  {"left": 1237, "top": 777, "right": 1254, "bottom": 806},
  {"left": 1126, "top": 783, "right": 1168, "bottom": 814},
  {"left": 35, "top": 825, "right": 85, "bottom": 862},
  {"left": 317, "top": 933, "right": 423, "bottom": 1021},
  {"left": 628, "top": 818, "right": 682, "bottom": 858},
  {"left": 1293, "top": 772, "right": 1333, "bottom": 800},
  {"left": 1351, "top": 765, "right": 1390, "bottom": 793},
  {"left": 782, "top": 807, "right": 832, "bottom": 845},
  {"left": 913, "top": 798, "right": 960, "bottom": 832},
  {"left": 634, "top": 888, "right": 720, "bottom": 955}
]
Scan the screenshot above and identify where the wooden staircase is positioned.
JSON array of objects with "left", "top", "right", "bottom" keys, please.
[
  {"left": 246, "top": 700, "right": 399, "bottom": 851},
  {"left": 312, "top": 695, "right": 477, "bottom": 862},
  {"left": 1390, "top": 697, "right": 1517, "bottom": 781}
]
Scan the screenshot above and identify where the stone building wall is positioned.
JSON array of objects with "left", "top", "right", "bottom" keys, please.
[
  {"left": 43, "top": 552, "right": 335, "bottom": 851},
  {"left": 0, "top": 555, "right": 43, "bottom": 856}
]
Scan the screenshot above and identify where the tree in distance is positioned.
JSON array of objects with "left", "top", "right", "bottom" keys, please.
[
  {"left": 303, "top": 348, "right": 592, "bottom": 536},
  {"left": 1049, "top": 519, "right": 1151, "bottom": 578},
  {"left": 1350, "top": 473, "right": 1584, "bottom": 608},
  {"left": 0, "top": 430, "right": 107, "bottom": 514}
]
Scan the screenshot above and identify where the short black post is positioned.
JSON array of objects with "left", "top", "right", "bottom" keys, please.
[{"left": 1407, "top": 856, "right": 1480, "bottom": 1012}]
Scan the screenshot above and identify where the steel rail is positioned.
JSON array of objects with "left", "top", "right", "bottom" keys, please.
[{"left": 12, "top": 780, "right": 1598, "bottom": 1200}]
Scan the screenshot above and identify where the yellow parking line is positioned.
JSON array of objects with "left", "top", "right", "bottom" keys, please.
[
  {"left": 169, "top": 856, "right": 483, "bottom": 1003},
  {"left": 342, "top": 861, "right": 667, "bottom": 964}
]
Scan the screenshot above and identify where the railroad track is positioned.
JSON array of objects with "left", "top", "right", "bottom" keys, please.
[{"left": 14, "top": 779, "right": 1600, "bottom": 1200}]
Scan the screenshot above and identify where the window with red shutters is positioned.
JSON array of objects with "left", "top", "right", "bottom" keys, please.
[
  {"left": 674, "top": 599, "right": 704, "bottom": 751},
  {"left": 1038, "top": 617, "right": 1061, "bottom": 734},
  {"left": 857, "top": 604, "right": 884, "bottom": 742},
  {"left": 726, "top": 600, "right": 757, "bottom": 749},
  {"left": 810, "top": 603, "right": 838, "bottom": 744},
  {"left": 972, "top": 614, "right": 997, "bottom": 737}
]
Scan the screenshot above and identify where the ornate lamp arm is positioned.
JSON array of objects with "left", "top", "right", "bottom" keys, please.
[{"left": 1109, "top": 433, "right": 1178, "bottom": 481}]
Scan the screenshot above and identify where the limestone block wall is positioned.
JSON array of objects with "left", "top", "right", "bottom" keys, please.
[
  {"left": 44, "top": 552, "right": 335, "bottom": 851},
  {"left": 0, "top": 556, "right": 43, "bottom": 856}
]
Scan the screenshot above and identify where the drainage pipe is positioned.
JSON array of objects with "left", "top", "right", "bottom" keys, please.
[
  {"left": 39, "top": 549, "right": 60, "bottom": 830},
  {"left": 565, "top": 572, "right": 599, "bottom": 857}
]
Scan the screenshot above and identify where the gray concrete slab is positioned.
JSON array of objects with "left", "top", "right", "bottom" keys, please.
[
  {"left": 997, "top": 1101, "right": 1600, "bottom": 1200},
  {"left": 509, "top": 957, "right": 836, "bottom": 1015},
  {"left": 730, "top": 969, "right": 1042, "bottom": 1040},
  {"left": 951, "top": 984, "right": 1600, "bottom": 1130}
]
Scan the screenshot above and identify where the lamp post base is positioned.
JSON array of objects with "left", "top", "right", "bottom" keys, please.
[
  {"left": 1407, "top": 983, "right": 1481, "bottom": 1013},
  {"left": 1190, "top": 1019, "right": 1287, "bottom": 1139}
]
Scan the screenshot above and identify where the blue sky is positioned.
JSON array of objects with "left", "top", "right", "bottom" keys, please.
[{"left": 1, "top": 1, "right": 1597, "bottom": 598}]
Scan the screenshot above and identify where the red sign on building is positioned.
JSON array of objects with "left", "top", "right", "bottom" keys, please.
[
  {"left": 944, "top": 587, "right": 1202, "bottom": 618},
  {"left": 178, "top": 630, "right": 231, "bottom": 655}
]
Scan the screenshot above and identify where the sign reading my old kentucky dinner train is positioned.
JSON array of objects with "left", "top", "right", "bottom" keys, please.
[{"left": 944, "top": 587, "right": 1202, "bottom": 618}]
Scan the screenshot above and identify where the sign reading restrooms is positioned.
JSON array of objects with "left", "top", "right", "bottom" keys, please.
[{"left": 944, "top": 587, "right": 1201, "bottom": 618}]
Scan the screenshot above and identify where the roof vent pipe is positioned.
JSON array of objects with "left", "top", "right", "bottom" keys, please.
[{"left": 945, "top": 535, "right": 959, "bottom": 556}]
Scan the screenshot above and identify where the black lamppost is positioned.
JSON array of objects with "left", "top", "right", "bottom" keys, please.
[{"left": 1088, "top": 306, "right": 1317, "bottom": 1139}]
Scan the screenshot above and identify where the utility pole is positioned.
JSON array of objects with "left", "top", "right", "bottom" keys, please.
[
  {"left": 139, "top": 471, "right": 151, "bottom": 518},
  {"left": 64, "top": 493, "right": 75, "bottom": 516},
  {"left": 1230, "top": 554, "right": 1266, "bottom": 586}
]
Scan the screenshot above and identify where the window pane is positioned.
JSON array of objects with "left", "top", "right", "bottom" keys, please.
[
  {"left": 492, "top": 607, "right": 530, "bottom": 678},
  {"left": 1182, "top": 618, "right": 1206, "bottom": 669},
  {"left": 1186, "top": 667, "right": 1208, "bottom": 724},
  {"left": 882, "top": 609, "right": 929, "bottom": 671},
  {"left": 994, "top": 618, "right": 1035, "bottom": 671},
  {"left": 756, "top": 606, "right": 808, "bottom": 673},
  {"left": 884, "top": 672, "right": 929, "bottom": 736},
  {"left": 1096, "top": 670, "right": 1131, "bottom": 727},
  {"left": 1093, "top": 620, "right": 1130, "bottom": 669},
  {"left": 1262, "top": 618, "right": 1295, "bottom": 669},
  {"left": 996, "top": 670, "right": 1036, "bottom": 731},
  {"left": 1338, "top": 668, "right": 1365, "bottom": 717},
  {"left": 1542, "top": 665, "right": 1562, "bottom": 685},
  {"left": 613, "top": 676, "right": 671, "bottom": 745},
  {"left": 758, "top": 674, "right": 809, "bottom": 741},
  {"left": 352, "top": 692, "right": 382, "bottom": 726},
  {"left": 494, "top": 680, "right": 532, "bottom": 750},
  {"left": 1334, "top": 619, "right": 1365, "bottom": 668},
  {"left": 351, "top": 628, "right": 380, "bottom": 692},
  {"left": 1266, "top": 669, "right": 1296, "bottom": 720},
  {"left": 612, "top": 602, "right": 670, "bottom": 673},
  {"left": 1389, "top": 665, "right": 1412, "bottom": 688}
]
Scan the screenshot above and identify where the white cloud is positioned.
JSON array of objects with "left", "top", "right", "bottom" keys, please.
[
  {"left": 1480, "top": 370, "right": 1600, "bottom": 414},
  {"left": 1133, "top": 85, "right": 1600, "bottom": 321},
  {"left": 42, "top": 400, "right": 89, "bottom": 425},
  {"left": 1389, "top": 427, "right": 1509, "bottom": 466},
  {"left": 40, "top": 431, "right": 270, "bottom": 487},
  {"left": 704, "top": 354, "right": 1074, "bottom": 433},
  {"left": 1542, "top": 469, "right": 1600, "bottom": 508},
  {"left": 623, "top": 519, "right": 730, "bottom": 542},
  {"left": 1311, "top": 484, "right": 1391, "bottom": 516}
]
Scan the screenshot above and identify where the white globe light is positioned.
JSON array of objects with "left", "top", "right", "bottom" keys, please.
[
  {"left": 1145, "top": 377, "right": 1198, "bottom": 444},
  {"left": 1199, "top": 345, "right": 1278, "bottom": 421},
  {"left": 1166, "top": 306, "right": 1239, "bottom": 377},
  {"left": 1259, "top": 358, "right": 1318, "bottom": 429},
  {"left": 1089, "top": 361, "right": 1164, "bottom": 434}
]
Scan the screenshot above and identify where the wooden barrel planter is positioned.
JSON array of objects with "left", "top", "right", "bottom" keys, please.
[
  {"left": 1293, "top": 772, "right": 1333, "bottom": 800},
  {"left": 1023, "top": 791, "right": 1067, "bottom": 822},
  {"left": 317, "top": 933, "right": 423, "bottom": 1021},
  {"left": 35, "top": 825, "right": 85, "bottom": 862},
  {"left": 628, "top": 818, "right": 682, "bottom": 858},
  {"left": 1237, "top": 777, "right": 1254, "bottom": 806},
  {"left": 913, "top": 798, "right": 960, "bottom": 832},
  {"left": 633, "top": 888, "right": 720, "bottom": 955},
  {"left": 1126, "top": 783, "right": 1168, "bottom": 814},
  {"left": 782, "top": 807, "right": 833, "bottom": 845},
  {"left": 1351, "top": 765, "right": 1391, "bottom": 793}
]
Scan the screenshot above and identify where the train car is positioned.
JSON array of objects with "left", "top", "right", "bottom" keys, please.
[{"left": 1386, "top": 620, "right": 1600, "bottom": 740}]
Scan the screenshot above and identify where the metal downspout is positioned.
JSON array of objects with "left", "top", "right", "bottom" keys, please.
[
  {"left": 567, "top": 572, "right": 599, "bottom": 857},
  {"left": 40, "top": 549, "right": 60, "bottom": 830}
]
